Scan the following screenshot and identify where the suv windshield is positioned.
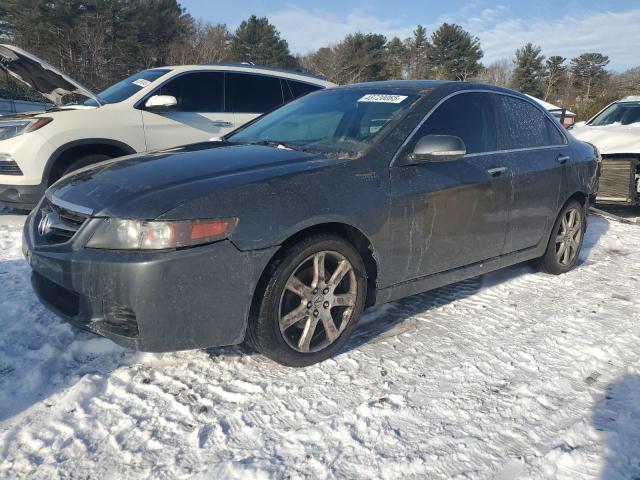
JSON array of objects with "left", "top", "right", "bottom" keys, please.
[
  {"left": 83, "top": 69, "right": 170, "bottom": 106},
  {"left": 590, "top": 102, "right": 640, "bottom": 126},
  {"left": 227, "top": 89, "right": 420, "bottom": 156}
]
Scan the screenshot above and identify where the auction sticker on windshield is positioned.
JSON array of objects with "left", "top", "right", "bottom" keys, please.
[
  {"left": 358, "top": 94, "right": 408, "bottom": 103},
  {"left": 132, "top": 79, "right": 151, "bottom": 88}
]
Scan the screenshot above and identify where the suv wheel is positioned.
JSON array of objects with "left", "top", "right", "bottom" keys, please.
[
  {"left": 247, "top": 234, "right": 367, "bottom": 367},
  {"left": 61, "top": 154, "right": 111, "bottom": 178},
  {"left": 536, "top": 199, "right": 585, "bottom": 274}
]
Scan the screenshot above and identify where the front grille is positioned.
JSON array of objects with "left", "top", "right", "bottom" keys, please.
[
  {"left": 0, "top": 160, "right": 22, "bottom": 175},
  {"left": 37, "top": 198, "right": 90, "bottom": 244},
  {"left": 32, "top": 271, "right": 80, "bottom": 317}
]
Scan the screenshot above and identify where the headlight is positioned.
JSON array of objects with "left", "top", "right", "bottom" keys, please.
[
  {"left": 86, "top": 217, "right": 238, "bottom": 250},
  {"left": 0, "top": 117, "right": 52, "bottom": 141}
]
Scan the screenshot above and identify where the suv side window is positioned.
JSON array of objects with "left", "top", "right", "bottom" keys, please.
[
  {"left": 498, "top": 95, "right": 563, "bottom": 149},
  {"left": 156, "top": 72, "right": 224, "bottom": 112},
  {"left": 416, "top": 92, "right": 498, "bottom": 154},
  {"left": 287, "top": 80, "right": 322, "bottom": 99},
  {"left": 225, "top": 73, "right": 284, "bottom": 113}
]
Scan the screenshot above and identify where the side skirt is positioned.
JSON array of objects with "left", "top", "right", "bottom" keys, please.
[{"left": 375, "top": 244, "right": 545, "bottom": 305}]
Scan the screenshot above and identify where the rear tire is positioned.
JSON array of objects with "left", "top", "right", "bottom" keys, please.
[
  {"left": 535, "top": 199, "right": 585, "bottom": 274},
  {"left": 246, "top": 234, "right": 367, "bottom": 367}
]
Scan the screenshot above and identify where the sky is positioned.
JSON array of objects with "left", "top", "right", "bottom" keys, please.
[{"left": 179, "top": 0, "right": 640, "bottom": 72}]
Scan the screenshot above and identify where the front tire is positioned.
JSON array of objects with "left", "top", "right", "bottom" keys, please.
[
  {"left": 536, "top": 199, "right": 586, "bottom": 274},
  {"left": 247, "top": 234, "right": 367, "bottom": 367}
]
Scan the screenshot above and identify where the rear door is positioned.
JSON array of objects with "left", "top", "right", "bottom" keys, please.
[
  {"left": 495, "top": 94, "right": 568, "bottom": 253},
  {"left": 141, "top": 71, "right": 233, "bottom": 151},
  {"left": 388, "top": 91, "right": 511, "bottom": 281},
  {"left": 226, "top": 73, "right": 286, "bottom": 128}
]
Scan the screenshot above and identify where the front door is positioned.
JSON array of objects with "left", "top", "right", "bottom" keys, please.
[
  {"left": 388, "top": 92, "right": 511, "bottom": 282},
  {"left": 142, "top": 71, "right": 235, "bottom": 151}
]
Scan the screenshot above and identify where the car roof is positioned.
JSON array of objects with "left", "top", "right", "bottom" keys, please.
[
  {"left": 333, "top": 80, "right": 522, "bottom": 96},
  {"left": 154, "top": 63, "right": 335, "bottom": 87}
]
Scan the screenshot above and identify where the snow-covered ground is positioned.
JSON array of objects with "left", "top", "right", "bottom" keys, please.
[{"left": 0, "top": 208, "right": 639, "bottom": 479}]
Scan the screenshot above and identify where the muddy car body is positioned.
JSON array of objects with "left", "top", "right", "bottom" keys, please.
[{"left": 24, "top": 81, "right": 600, "bottom": 366}]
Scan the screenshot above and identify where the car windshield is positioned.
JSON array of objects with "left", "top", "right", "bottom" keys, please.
[
  {"left": 589, "top": 102, "right": 640, "bottom": 126},
  {"left": 83, "top": 69, "right": 171, "bottom": 106},
  {"left": 226, "top": 89, "right": 420, "bottom": 156}
]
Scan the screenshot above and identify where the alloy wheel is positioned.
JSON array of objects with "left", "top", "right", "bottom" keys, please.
[
  {"left": 555, "top": 207, "right": 583, "bottom": 266},
  {"left": 278, "top": 250, "right": 358, "bottom": 353}
]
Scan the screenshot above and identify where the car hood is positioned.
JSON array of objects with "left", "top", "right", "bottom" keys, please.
[
  {"left": 0, "top": 44, "right": 100, "bottom": 105},
  {"left": 571, "top": 123, "right": 640, "bottom": 155},
  {"left": 48, "top": 142, "right": 334, "bottom": 218}
]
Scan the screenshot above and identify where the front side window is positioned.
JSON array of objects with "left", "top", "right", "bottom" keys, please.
[
  {"left": 225, "top": 73, "right": 284, "bottom": 113},
  {"left": 86, "top": 69, "right": 170, "bottom": 106},
  {"left": 589, "top": 102, "right": 640, "bottom": 126},
  {"left": 498, "top": 95, "right": 561, "bottom": 149},
  {"left": 156, "top": 72, "right": 224, "bottom": 112},
  {"left": 227, "top": 89, "right": 420, "bottom": 156},
  {"left": 417, "top": 92, "right": 498, "bottom": 154}
]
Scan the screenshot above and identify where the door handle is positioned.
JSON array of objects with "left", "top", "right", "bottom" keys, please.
[
  {"left": 556, "top": 155, "right": 571, "bottom": 164},
  {"left": 487, "top": 167, "right": 508, "bottom": 177},
  {"left": 210, "top": 120, "right": 233, "bottom": 127}
]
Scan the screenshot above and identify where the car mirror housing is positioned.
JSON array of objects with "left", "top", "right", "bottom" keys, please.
[
  {"left": 407, "top": 135, "right": 466, "bottom": 164},
  {"left": 145, "top": 95, "right": 177, "bottom": 112}
]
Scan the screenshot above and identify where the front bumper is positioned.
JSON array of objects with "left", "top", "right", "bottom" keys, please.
[
  {"left": 0, "top": 181, "right": 46, "bottom": 210},
  {"left": 23, "top": 213, "right": 277, "bottom": 352}
]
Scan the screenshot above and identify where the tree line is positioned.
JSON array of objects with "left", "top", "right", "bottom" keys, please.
[{"left": 1, "top": 0, "right": 638, "bottom": 119}]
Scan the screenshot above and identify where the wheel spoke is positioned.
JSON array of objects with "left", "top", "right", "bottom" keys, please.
[
  {"left": 556, "top": 241, "right": 566, "bottom": 262},
  {"left": 280, "top": 304, "right": 308, "bottom": 330},
  {"left": 561, "top": 216, "right": 569, "bottom": 234},
  {"left": 312, "top": 252, "right": 326, "bottom": 288},
  {"left": 286, "top": 275, "right": 311, "bottom": 298},
  {"left": 562, "top": 243, "right": 571, "bottom": 264},
  {"left": 332, "top": 293, "right": 356, "bottom": 307},
  {"left": 568, "top": 209, "right": 577, "bottom": 230},
  {"left": 297, "top": 317, "right": 319, "bottom": 352},
  {"left": 555, "top": 234, "right": 564, "bottom": 244},
  {"left": 320, "top": 311, "right": 339, "bottom": 342},
  {"left": 328, "top": 260, "right": 351, "bottom": 289}
]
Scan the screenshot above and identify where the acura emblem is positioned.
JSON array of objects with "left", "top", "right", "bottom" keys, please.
[{"left": 38, "top": 211, "right": 58, "bottom": 237}]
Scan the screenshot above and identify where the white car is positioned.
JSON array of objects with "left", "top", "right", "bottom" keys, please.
[
  {"left": 571, "top": 96, "right": 640, "bottom": 205},
  {"left": 0, "top": 45, "right": 334, "bottom": 209}
]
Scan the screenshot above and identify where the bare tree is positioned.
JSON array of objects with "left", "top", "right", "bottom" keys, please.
[{"left": 476, "top": 59, "right": 513, "bottom": 87}]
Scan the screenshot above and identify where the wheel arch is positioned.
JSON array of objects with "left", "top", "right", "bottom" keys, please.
[
  {"left": 45, "top": 138, "right": 137, "bottom": 186},
  {"left": 249, "top": 222, "right": 380, "bottom": 331}
]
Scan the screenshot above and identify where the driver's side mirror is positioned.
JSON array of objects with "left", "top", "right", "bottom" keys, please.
[
  {"left": 406, "top": 135, "right": 466, "bottom": 164},
  {"left": 145, "top": 95, "right": 177, "bottom": 112}
]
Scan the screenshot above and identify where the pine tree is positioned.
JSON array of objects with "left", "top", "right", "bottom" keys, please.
[
  {"left": 512, "top": 43, "right": 545, "bottom": 97},
  {"left": 570, "top": 53, "right": 610, "bottom": 101},
  {"left": 383, "top": 36, "right": 407, "bottom": 79},
  {"left": 333, "top": 33, "right": 388, "bottom": 84},
  {"left": 229, "top": 15, "right": 296, "bottom": 68},
  {"left": 542, "top": 56, "right": 567, "bottom": 101},
  {"left": 427, "top": 23, "right": 483, "bottom": 81},
  {"left": 405, "top": 25, "right": 430, "bottom": 79}
]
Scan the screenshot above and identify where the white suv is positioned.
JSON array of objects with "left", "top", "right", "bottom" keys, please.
[{"left": 0, "top": 45, "right": 334, "bottom": 209}]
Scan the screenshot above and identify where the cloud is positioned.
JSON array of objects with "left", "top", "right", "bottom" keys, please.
[
  {"left": 268, "top": 5, "right": 640, "bottom": 71},
  {"left": 477, "top": 9, "right": 640, "bottom": 71}
]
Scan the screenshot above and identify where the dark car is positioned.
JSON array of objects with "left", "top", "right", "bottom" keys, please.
[{"left": 23, "top": 81, "right": 600, "bottom": 366}]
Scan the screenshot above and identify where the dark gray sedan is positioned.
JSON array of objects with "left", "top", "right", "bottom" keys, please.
[{"left": 23, "top": 81, "right": 600, "bottom": 366}]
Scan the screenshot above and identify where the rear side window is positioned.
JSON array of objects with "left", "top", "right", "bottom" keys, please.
[
  {"left": 225, "top": 73, "right": 284, "bottom": 113},
  {"left": 417, "top": 92, "right": 498, "bottom": 154},
  {"left": 498, "top": 95, "right": 562, "bottom": 149},
  {"left": 287, "top": 80, "right": 322, "bottom": 99},
  {"left": 157, "top": 72, "right": 224, "bottom": 112}
]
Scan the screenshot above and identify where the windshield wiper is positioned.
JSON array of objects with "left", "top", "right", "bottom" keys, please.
[{"left": 250, "top": 140, "right": 300, "bottom": 151}]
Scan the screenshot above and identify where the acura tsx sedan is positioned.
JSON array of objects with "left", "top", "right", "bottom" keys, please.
[{"left": 23, "top": 81, "right": 600, "bottom": 366}]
